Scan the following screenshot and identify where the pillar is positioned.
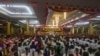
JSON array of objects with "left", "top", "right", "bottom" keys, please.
[
  {"left": 88, "top": 23, "right": 93, "bottom": 35},
  {"left": 55, "top": 15, "right": 59, "bottom": 27},
  {"left": 76, "top": 27, "right": 79, "bottom": 34},
  {"left": 26, "top": 20, "right": 30, "bottom": 35},
  {"left": 20, "top": 27, "right": 23, "bottom": 34},
  {"left": 11, "top": 26, "right": 14, "bottom": 34},
  {"left": 7, "top": 22, "right": 11, "bottom": 35},
  {"left": 71, "top": 27, "right": 75, "bottom": 34},
  {"left": 82, "top": 26, "right": 85, "bottom": 34},
  {"left": 33, "top": 25, "right": 36, "bottom": 34}
]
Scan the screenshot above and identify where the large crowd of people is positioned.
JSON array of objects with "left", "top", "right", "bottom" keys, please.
[{"left": 0, "top": 35, "right": 100, "bottom": 56}]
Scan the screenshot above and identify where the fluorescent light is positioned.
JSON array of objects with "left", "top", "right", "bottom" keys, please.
[
  {"left": 19, "top": 20, "right": 40, "bottom": 25},
  {"left": 67, "top": 21, "right": 70, "bottom": 23},
  {"left": 15, "top": 24, "right": 19, "bottom": 26},
  {"left": 61, "top": 19, "right": 73, "bottom": 25},
  {"left": 47, "top": 25, "right": 58, "bottom": 28},
  {"left": 74, "top": 17, "right": 79, "bottom": 20},
  {"left": 29, "top": 25, "right": 41, "bottom": 27},
  {"left": 93, "top": 25, "right": 97, "bottom": 27},
  {"left": 0, "top": 24, "right": 3, "bottom": 25},
  {"left": 36, "top": 25, "right": 41, "bottom": 27},
  {"left": 47, "top": 25, "right": 57, "bottom": 27},
  {"left": 78, "top": 11, "right": 81, "bottom": 13},
  {"left": 75, "top": 21, "right": 89, "bottom": 25},
  {"left": 29, "top": 20, "right": 39, "bottom": 24},
  {"left": 66, "top": 25, "right": 72, "bottom": 28},
  {"left": 89, "top": 18, "right": 100, "bottom": 20},
  {"left": 61, "top": 21, "right": 69, "bottom": 25},
  {"left": 97, "top": 16, "right": 100, "bottom": 18},
  {"left": 61, "top": 14, "right": 88, "bottom": 26},
  {"left": 70, "top": 19, "right": 74, "bottom": 22},
  {"left": 11, "top": 15, "right": 37, "bottom": 18},
  {"left": 47, "top": 25, "right": 53, "bottom": 26},
  {"left": 19, "top": 20, "right": 26, "bottom": 24},
  {"left": 81, "top": 14, "right": 88, "bottom": 17},
  {"left": 0, "top": 4, "right": 33, "bottom": 15}
]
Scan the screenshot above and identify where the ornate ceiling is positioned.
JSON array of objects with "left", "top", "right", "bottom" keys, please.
[{"left": 0, "top": 0, "right": 100, "bottom": 25}]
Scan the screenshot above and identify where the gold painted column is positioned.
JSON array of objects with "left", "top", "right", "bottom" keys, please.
[
  {"left": 82, "top": 26, "right": 85, "bottom": 34},
  {"left": 20, "top": 27, "right": 23, "bottom": 34},
  {"left": 76, "top": 27, "right": 79, "bottom": 34},
  {"left": 88, "top": 23, "right": 93, "bottom": 35},
  {"left": 7, "top": 22, "right": 11, "bottom": 35},
  {"left": 55, "top": 15, "right": 59, "bottom": 27},
  {"left": 11, "top": 26, "right": 14, "bottom": 34},
  {"left": 71, "top": 27, "right": 75, "bottom": 34},
  {"left": 33, "top": 25, "right": 36, "bottom": 34},
  {"left": 26, "top": 20, "right": 30, "bottom": 35}
]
